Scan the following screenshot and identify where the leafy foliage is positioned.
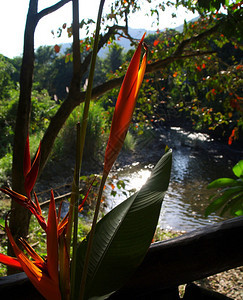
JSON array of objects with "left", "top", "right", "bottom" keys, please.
[
  {"left": 206, "top": 160, "right": 243, "bottom": 217},
  {"left": 0, "top": 88, "right": 58, "bottom": 158},
  {"left": 52, "top": 101, "right": 108, "bottom": 163}
]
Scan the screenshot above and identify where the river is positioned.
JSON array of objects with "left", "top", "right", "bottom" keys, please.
[{"left": 103, "top": 127, "right": 240, "bottom": 232}]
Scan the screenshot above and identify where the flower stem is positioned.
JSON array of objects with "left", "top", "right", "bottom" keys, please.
[
  {"left": 69, "top": 0, "right": 105, "bottom": 298},
  {"left": 79, "top": 171, "right": 107, "bottom": 300}
]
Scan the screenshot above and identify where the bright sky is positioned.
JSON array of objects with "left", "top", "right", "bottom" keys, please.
[{"left": 0, "top": 0, "right": 197, "bottom": 58}]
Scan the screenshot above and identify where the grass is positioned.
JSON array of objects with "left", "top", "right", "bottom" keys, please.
[
  {"left": 153, "top": 226, "right": 182, "bottom": 243},
  {"left": 123, "top": 131, "right": 136, "bottom": 152}
]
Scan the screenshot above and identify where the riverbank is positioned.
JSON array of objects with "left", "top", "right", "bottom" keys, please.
[{"left": 195, "top": 267, "right": 243, "bottom": 300}]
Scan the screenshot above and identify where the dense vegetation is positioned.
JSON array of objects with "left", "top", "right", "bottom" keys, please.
[
  {"left": 0, "top": 20, "right": 242, "bottom": 183},
  {"left": 0, "top": 0, "right": 242, "bottom": 270}
]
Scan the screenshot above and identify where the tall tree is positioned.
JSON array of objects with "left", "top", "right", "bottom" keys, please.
[{"left": 8, "top": 0, "right": 72, "bottom": 264}]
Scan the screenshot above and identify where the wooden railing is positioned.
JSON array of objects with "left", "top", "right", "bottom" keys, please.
[{"left": 0, "top": 216, "right": 242, "bottom": 299}]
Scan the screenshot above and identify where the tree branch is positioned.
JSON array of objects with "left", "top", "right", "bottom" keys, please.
[
  {"left": 146, "top": 50, "right": 216, "bottom": 74},
  {"left": 81, "top": 25, "right": 127, "bottom": 77},
  {"left": 36, "top": 0, "right": 72, "bottom": 22},
  {"left": 87, "top": 50, "right": 216, "bottom": 100},
  {"left": 38, "top": 21, "right": 222, "bottom": 175},
  {"left": 173, "top": 21, "right": 221, "bottom": 56}
]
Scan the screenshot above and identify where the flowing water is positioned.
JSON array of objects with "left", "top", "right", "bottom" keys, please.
[{"left": 103, "top": 127, "right": 240, "bottom": 232}]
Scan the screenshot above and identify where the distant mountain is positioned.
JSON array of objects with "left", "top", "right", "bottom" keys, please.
[
  {"left": 59, "top": 27, "right": 156, "bottom": 58},
  {"left": 98, "top": 27, "right": 156, "bottom": 58},
  {"left": 59, "top": 18, "right": 198, "bottom": 59}
]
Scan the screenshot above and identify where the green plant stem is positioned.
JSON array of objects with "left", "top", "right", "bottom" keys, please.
[
  {"left": 66, "top": 0, "right": 82, "bottom": 255},
  {"left": 79, "top": 171, "right": 107, "bottom": 300},
  {"left": 70, "top": 123, "right": 81, "bottom": 298},
  {"left": 69, "top": 0, "right": 105, "bottom": 299}
]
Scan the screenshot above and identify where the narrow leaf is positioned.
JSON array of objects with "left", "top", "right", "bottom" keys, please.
[{"left": 207, "top": 178, "right": 238, "bottom": 189}]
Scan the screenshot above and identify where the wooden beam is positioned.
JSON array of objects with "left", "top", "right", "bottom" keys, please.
[
  {"left": 110, "top": 216, "right": 243, "bottom": 298},
  {"left": 0, "top": 217, "right": 242, "bottom": 299}
]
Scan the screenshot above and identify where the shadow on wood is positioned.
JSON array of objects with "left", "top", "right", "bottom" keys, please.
[
  {"left": 0, "top": 217, "right": 242, "bottom": 299},
  {"left": 110, "top": 216, "right": 243, "bottom": 299}
]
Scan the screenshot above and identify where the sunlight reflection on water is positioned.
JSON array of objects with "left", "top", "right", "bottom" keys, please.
[{"left": 103, "top": 143, "right": 233, "bottom": 232}]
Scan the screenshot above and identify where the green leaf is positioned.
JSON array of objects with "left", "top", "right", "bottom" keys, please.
[
  {"left": 205, "top": 186, "right": 243, "bottom": 217},
  {"left": 233, "top": 160, "right": 243, "bottom": 178},
  {"left": 221, "top": 192, "right": 243, "bottom": 216},
  {"left": 74, "top": 150, "right": 172, "bottom": 299},
  {"left": 207, "top": 178, "right": 238, "bottom": 189}
]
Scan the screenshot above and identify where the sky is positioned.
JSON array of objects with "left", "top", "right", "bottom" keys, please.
[{"left": 0, "top": 0, "right": 198, "bottom": 58}]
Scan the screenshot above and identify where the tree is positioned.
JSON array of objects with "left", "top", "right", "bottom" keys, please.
[
  {"left": 104, "top": 43, "right": 125, "bottom": 73},
  {"left": 0, "top": 55, "right": 15, "bottom": 100},
  {"left": 7, "top": 0, "right": 243, "bottom": 265}
]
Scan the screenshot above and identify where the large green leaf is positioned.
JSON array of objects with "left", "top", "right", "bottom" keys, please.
[
  {"left": 205, "top": 186, "right": 243, "bottom": 217},
  {"left": 74, "top": 149, "right": 172, "bottom": 299},
  {"left": 221, "top": 192, "right": 243, "bottom": 216}
]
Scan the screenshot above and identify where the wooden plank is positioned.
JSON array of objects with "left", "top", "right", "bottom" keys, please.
[
  {"left": 111, "top": 216, "right": 243, "bottom": 298},
  {"left": 0, "top": 217, "right": 242, "bottom": 299}
]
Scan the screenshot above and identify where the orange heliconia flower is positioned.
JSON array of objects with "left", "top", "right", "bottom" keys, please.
[
  {"left": 24, "top": 135, "right": 41, "bottom": 199},
  {"left": 0, "top": 137, "right": 92, "bottom": 300},
  {"left": 1, "top": 198, "right": 61, "bottom": 300},
  {"left": 103, "top": 34, "right": 148, "bottom": 175}
]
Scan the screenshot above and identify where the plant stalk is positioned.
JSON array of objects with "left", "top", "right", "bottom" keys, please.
[
  {"left": 70, "top": 122, "right": 82, "bottom": 298},
  {"left": 78, "top": 171, "right": 107, "bottom": 300},
  {"left": 66, "top": 0, "right": 82, "bottom": 254},
  {"left": 68, "top": 0, "right": 105, "bottom": 299}
]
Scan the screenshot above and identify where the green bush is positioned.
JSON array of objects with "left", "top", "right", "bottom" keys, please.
[
  {"left": 52, "top": 101, "right": 108, "bottom": 163},
  {"left": 0, "top": 153, "right": 12, "bottom": 183},
  {"left": 0, "top": 88, "right": 59, "bottom": 158}
]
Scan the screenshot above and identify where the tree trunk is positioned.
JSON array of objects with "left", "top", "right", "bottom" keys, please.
[
  {"left": 8, "top": 0, "right": 38, "bottom": 268},
  {"left": 8, "top": 0, "right": 72, "bottom": 270}
]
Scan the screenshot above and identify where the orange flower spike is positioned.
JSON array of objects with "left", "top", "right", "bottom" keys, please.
[
  {"left": 5, "top": 214, "right": 61, "bottom": 300},
  {"left": 0, "top": 187, "right": 47, "bottom": 231},
  {"left": 19, "top": 237, "right": 44, "bottom": 264},
  {"left": 0, "top": 253, "right": 23, "bottom": 270},
  {"left": 47, "top": 190, "right": 59, "bottom": 286},
  {"left": 103, "top": 34, "right": 148, "bottom": 175},
  {"left": 24, "top": 140, "right": 41, "bottom": 199},
  {"left": 33, "top": 191, "right": 43, "bottom": 216},
  {"left": 23, "top": 135, "right": 31, "bottom": 178}
]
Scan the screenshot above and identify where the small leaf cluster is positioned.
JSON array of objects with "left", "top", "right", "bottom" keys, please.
[{"left": 206, "top": 160, "right": 243, "bottom": 217}]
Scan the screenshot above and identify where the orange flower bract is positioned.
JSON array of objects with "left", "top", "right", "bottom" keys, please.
[{"left": 103, "top": 34, "right": 147, "bottom": 176}]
